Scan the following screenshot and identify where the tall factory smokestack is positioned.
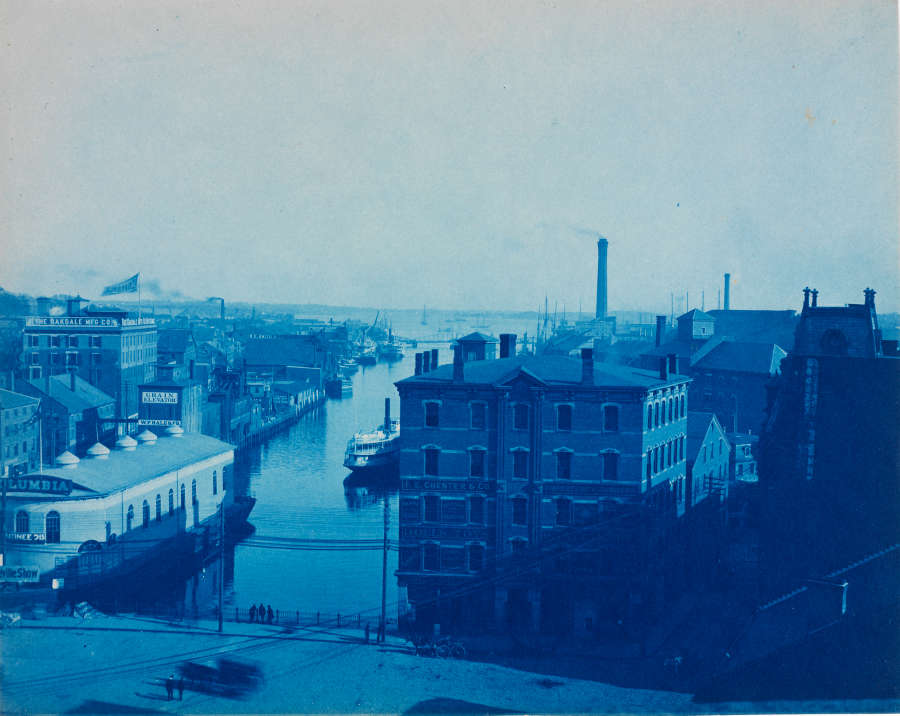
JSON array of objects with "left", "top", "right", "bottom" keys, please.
[
  {"left": 596, "top": 237, "right": 608, "bottom": 319},
  {"left": 724, "top": 273, "right": 731, "bottom": 311}
]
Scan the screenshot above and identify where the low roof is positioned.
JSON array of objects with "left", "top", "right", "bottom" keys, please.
[
  {"left": 397, "top": 355, "right": 687, "bottom": 390},
  {"left": 22, "top": 433, "right": 234, "bottom": 497},
  {"left": 457, "top": 332, "right": 498, "bottom": 343},
  {"left": 692, "top": 341, "right": 787, "bottom": 375},
  {"left": 0, "top": 389, "right": 40, "bottom": 410},
  {"left": 30, "top": 375, "right": 115, "bottom": 412}
]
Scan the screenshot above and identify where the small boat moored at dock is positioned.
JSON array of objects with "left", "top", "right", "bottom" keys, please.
[{"left": 343, "top": 398, "right": 400, "bottom": 474}]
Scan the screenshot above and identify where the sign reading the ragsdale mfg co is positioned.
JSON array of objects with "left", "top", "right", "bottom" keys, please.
[
  {"left": 0, "top": 565, "right": 40, "bottom": 583},
  {"left": 26, "top": 316, "right": 119, "bottom": 328},
  {"left": 141, "top": 391, "right": 179, "bottom": 404}
]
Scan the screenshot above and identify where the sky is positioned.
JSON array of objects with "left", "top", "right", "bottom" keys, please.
[{"left": 1, "top": 0, "right": 897, "bottom": 314}]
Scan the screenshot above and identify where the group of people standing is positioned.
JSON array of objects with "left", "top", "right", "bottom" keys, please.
[{"left": 248, "top": 603, "right": 275, "bottom": 624}]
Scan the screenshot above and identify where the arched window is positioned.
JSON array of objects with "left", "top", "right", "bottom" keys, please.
[
  {"left": 647, "top": 404, "right": 653, "bottom": 430},
  {"left": 602, "top": 452, "right": 619, "bottom": 481},
  {"left": 168, "top": 489, "right": 174, "bottom": 515},
  {"left": 155, "top": 494, "right": 162, "bottom": 521},
  {"left": 646, "top": 455, "right": 652, "bottom": 480},
  {"left": 213, "top": 470, "right": 218, "bottom": 496},
  {"left": 180, "top": 484, "right": 186, "bottom": 510},
  {"left": 654, "top": 403, "right": 660, "bottom": 428},
  {"left": 555, "top": 498, "right": 572, "bottom": 525},
  {"left": 668, "top": 398, "right": 673, "bottom": 422},
  {"left": 45, "top": 511, "right": 60, "bottom": 544},
  {"left": 15, "top": 510, "right": 29, "bottom": 534},
  {"left": 680, "top": 395, "right": 686, "bottom": 417},
  {"left": 142, "top": 500, "right": 150, "bottom": 528},
  {"left": 653, "top": 448, "right": 659, "bottom": 473},
  {"left": 126, "top": 505, "right": 134, "bottom": 531},
  {"left": 191, "top": 479, "right": 197, "bottom": 505}
]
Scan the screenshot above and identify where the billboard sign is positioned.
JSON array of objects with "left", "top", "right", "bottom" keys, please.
[
  {"left": 0, "top": 565, "right": 40, "bottom": 583},
  {"left": 139, "top": 419, "right": 182, "bottom": 427},
  {"left": 141, "top": 391, "right": 179, "bottom": 404}
]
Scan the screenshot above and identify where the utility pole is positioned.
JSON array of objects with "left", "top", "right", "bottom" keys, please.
[
  {"left": 380, "top": 492, "right": 389, "bottom": 642},
  {"left": 218, "top": 499, "right": 225, "bottom": 633}
]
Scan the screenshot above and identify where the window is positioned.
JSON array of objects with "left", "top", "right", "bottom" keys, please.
[
  {"left": 469, "top": 496, "right": 484, "bottom": 524},
  {"left": 668, "top": 398, "right": 674, "bottom": 422},
  {"left": 513, "top": 404, "right": 529, "bottom": 430},
  {"left": 44, "top": 510, "right": 59, "bottom": 544},
  {"left": 168, "top": 489, "right": 175, "bottom": 515},
  {"left": 90, "top": 336, "right": 101, "bottom": 348},
  {"left": 719, "top": 439, "right": 723, "bottom": 456},
  {"left": 15, "top": 510, "right": 29, "bottom": 533},
  {"left": 603, "top": 405, "right": 619, "bottom": 432},
  {"left": 68, "top": 335, "right": 78, "bottom": 348},
  {"left": 653, "top": 448, "right": 659, "bottom": 473},
  {"left": 51, "top": 352, "right": 61, "bottom": 365},
  {"left": 28, "top": 335, "right": 39, "bottom": 347},
  {"left": 424, "top": 402, "right": 440, "bottom": 428},
  {"left": 513, "top": 450, "right": 528, "bottom": 479},
  {"left": 647, "top": 405, "right": 653, "bottom": 430},
  {"left": 557, "top": 450, "right": 572, "bottom": 480},
  {"left": 31, "top": 353, "right": 40, "bottom": 365},
  {"left": 155, "top": 494, "right": 162, "bottom": 521},
  {"left": 213, "top": 470, "right": 218, "bottom": 495},
  {"left": 127, "top": 505, "right": 134, "bottom": 530},
  {"left": 470, "top": 402, "right": 486, "bottom": 430},
  {"left": 180, "top": 484, "right": 186, "bottom": 510},
  {"left": 424, "top": 495, "right": 441, "bottom": 522},
  {"left": 511, "top": 538, "right": 527, "bottom": 554},
  {"left": 468, "top": 544, "right": 484, "bottom": 571},
  {"left": 680, "top": 395, "right": 686, "bottom": 416},
  {"left": 512, "top": 497, "right": 527, "bottom": 525},
  {"left": 646, "top": 456, "right": 651, "bottom": 480},
  {"left": 142, "top": 500, "right": 150, "bottom": 528},
  {"left": 654, "top": 403, "right": 660, "bottom": 428},
  {"left": 92, "top": 353, "right": 101, "bottom": 365},
  {"left": 556, "top": 498, "right": 572, "bottom": 525},
  {"left": 65, "top": 352, "right": 78, "bottom": 366},
  {"left": 424, "top": 448, "right": 439, "bottom": 476},
  {"left": 602, "top": 452, "right": 619, "bottom": 481},
  {"left": 557, "top": 404, "right": 572, "bottom": 431},
  {"left": 51, "top": 335, "right": 61, "bottom": 348},
  {"left": 469, "top": 449, "right": 485, "bottom": 478},
  {"left": 423, "top": 543, "right": 439, "bottom": 571}
]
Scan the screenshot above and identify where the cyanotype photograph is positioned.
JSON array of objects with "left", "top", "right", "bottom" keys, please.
[{"left": 0, "top": 1, "right": 898, "bottom": 714}]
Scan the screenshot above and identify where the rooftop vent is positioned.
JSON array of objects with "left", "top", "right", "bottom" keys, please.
[
  {"left": 86, "top": 442, "right": 110, "bottom": 459},
  {"left": 115, "top": 435, "right": 138, "bottom": 451},
  {"left": 164, "top": 425, "right": 185, "bottom": 438},
  {"left": 136, "top": 430, "right": 158, "bottom": 444},
  {"left": 55, "top": 450, "right": 80, "bottom": 468}
]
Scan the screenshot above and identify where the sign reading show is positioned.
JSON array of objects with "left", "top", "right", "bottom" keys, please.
[{"left": 0, "top": 565, "right": 40, "bottom": 583}]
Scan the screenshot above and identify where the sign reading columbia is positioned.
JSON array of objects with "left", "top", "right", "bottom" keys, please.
[
  {"left": 141, "top": 391, "right": 179, "bottom": 404},
  {"left": 7, "top": 476, "right": 72, "bottom": 495},
  {"left": 0, "top": 565, "right": 40, "bottom": 583}
]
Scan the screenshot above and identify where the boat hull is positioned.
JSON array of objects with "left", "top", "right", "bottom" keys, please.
[{"left": 343, "top": 450, "right": 399, "bottom": 472}]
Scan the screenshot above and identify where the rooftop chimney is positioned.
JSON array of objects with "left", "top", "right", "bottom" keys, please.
[
  {"left": 596, "top": 237, "right": 608, "bottom": 319},
  {"left": 864, "top": 287, "right": 876, "bottom": 308},
  {"left": 581, "top": 348, "right": 594, "bottom": 385},
  {"left": 803, "top": 287, "right": 811, "bottom": 310},
  {"left": 384, "top": 397, "right": 391, "bottom": 432},
  {"left": 667, "top": 353, "right": 678, "bottom": 375},
  {"left": 415, "top": 353, "right": 423, "bottom": 375},
  {"left": 723, "top": 273, "right": 731, "bottom": 311},
  {"left": 659, "top": 357, "right": 668, "bottom": 381},
  {"left": 453, "top": 343, "right": 464, "bottom": 382},
  {"left": 499, "top": 333, "right": 517, "bottom": 359},
  {"left": 811, "top": 288, "right": 818, "bottom": 307},
  {"left": 422, "top": 351, "right": 430, "bottom": 373},
  {"left": 430, "top": 349, "right": 438, "bottom": 371},
  {"left": 655, "top": 315, "right": 667, "bottom": 347}
]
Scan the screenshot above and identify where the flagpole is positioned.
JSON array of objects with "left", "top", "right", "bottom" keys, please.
[{"left": 138, "top": 273, "right": 142, "bottom": 321}]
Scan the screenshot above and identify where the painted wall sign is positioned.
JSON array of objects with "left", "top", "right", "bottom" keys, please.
[
  {"left": 141, "top": 391, "right": 179, "bottom": 404},
  {"left": 0, "top": 565, "right": 40, "bottom": 582},
  {"left": 7, "top": 475, "right": 72, "bottom": 495},
  {"left": 5, "top": 532, "right": 46, "bottom": 544},
  {"left": 26, "top": 317, "right": 119, "bottom": 328},
  {"left": 399, "top": 525, "right": 490, "bottom": 540},
  {"left": 401, "top": 479, "right": 495, "bottom": 493}
]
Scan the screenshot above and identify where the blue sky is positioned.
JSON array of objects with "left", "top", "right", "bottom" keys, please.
[{"left": 2, "top": 0, "right": 897, "bottom": 313}]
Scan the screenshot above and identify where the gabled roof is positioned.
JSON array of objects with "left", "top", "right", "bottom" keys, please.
[
  {"left": 641, "top": 339, "right": 696, "bottom": 359},
  {"left": 706, "top": 310, "right": 798, "bottom": 348},
  {"left": 22, "top": 376, "right": 114, "bottom": 413},
  {"left": 397, "top": 355, "right": 688, "bottom": 390},
  {"left": 686, "top": 411, "right": 727, "bottom": 462},
  {"left": 457, "top": 332, "right": 498, "bottom": 343},
  {"left": 692, "top": 341, "right": 787, "bottom": 375}
]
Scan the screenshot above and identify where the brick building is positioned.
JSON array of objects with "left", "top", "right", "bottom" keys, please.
[
  {"left": 0, "top": 389, "right": 40, "bottom": 478},
  {"left": 395, "top": 336, "right": 693, "bottom": 636}
]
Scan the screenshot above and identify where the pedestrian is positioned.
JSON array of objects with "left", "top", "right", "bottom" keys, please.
[
  {"left": 249, "top": 604, "right": 257, "bottom": 623},
  {"left": 165, "top": 674, "right": 174, "bottom": 701},
  {"left": 267, "top": 605, "right": 274, "bottom": 624},
  {"left": 177, "top": 676, "right": 184, "bottom": 701},
  {"left": 258, "top": 602, "right": 266, "bottom": 623},
  {"left": 365, "top": 622, "right": 370, "bottom": 644}
]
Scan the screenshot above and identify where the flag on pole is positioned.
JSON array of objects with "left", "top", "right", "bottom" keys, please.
[{"left": 101, "top": 273, "right": 139, "bottom": 296}]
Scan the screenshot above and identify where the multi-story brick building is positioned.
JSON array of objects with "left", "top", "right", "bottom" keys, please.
[
  {"left": 395, "top": 336, "right": 692, "bottom": 636},
  {"left": 0, "top": 388, "right": 40, "bottom": 478},
  {"left": 22, "top": 298, "right": 157, "bottom": 428}
]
